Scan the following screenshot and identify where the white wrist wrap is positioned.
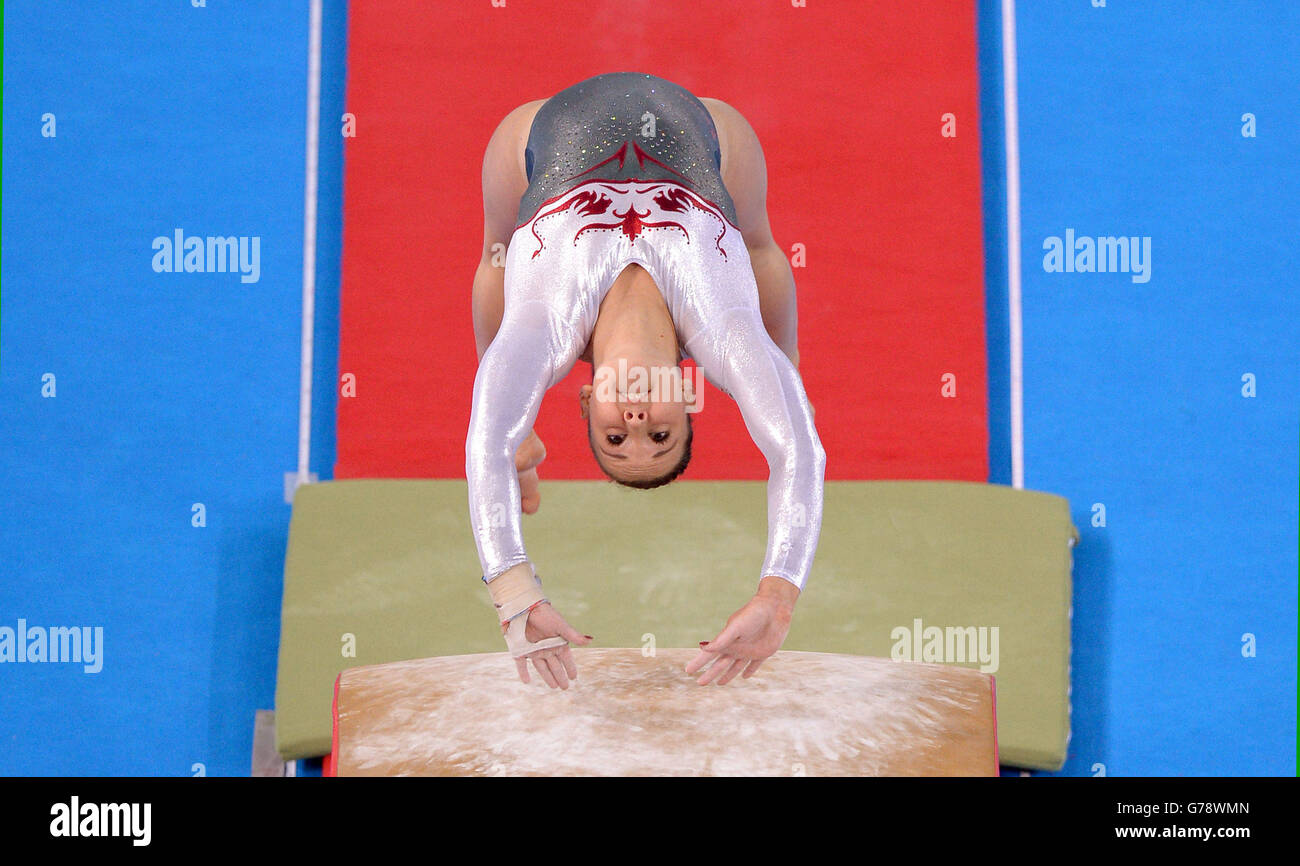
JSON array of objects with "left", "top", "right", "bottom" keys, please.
[{"left": 486, "top": 564, "right": 569, "bottom": 658}]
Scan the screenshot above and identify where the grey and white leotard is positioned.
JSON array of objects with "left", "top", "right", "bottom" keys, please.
[{"left": 466, "top": 72, "right": 826, "bottom": 591}]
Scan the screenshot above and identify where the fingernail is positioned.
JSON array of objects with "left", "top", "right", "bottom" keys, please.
[
  {"left": 699, "top": 640, "right": 710, "bottom": 646},
  {"left": 584, "top": 635, "right": 594, "bottom": 640}
]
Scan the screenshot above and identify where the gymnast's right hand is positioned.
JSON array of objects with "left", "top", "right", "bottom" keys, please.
[
  {"left": 515, "top": 429, "right": 546, "bottom": 514},
  {"left": 506, "top": 603, "right": 593, "bottom": 690}
]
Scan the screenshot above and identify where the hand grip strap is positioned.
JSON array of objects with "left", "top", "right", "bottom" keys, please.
[{"left": 486, "top": 564, "right": 569, "bottom": 658}]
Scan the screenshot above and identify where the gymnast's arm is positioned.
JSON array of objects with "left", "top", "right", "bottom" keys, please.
[
  {"left": 475, "top": 100, "right": 548, "bottom": 508},
  {"left": 474, "top": 98, "right": 543, "bottom": 354},
  {"left": 709, "top": 102, "right": 822, "bottom": 580},
  {"left": 700, "top": 96, "right": 800, "bottom": 368},
  {"left": 468, "top": 100, "right": 594, "bottom": 689},
  {"left": 683, "top": 309, "right": 824, "bottom": 684},
  {"left": 465, "top": 304, "right": 575, "bottom": 580},
  {"left": 475, "top": 98, "right": 538, "bottom": 360},
  {"left": 716, "top": 309, "right": 826, "bottom": 592},
  {"left": 466, "top": 305, "right": 594, "bottom": 688}
]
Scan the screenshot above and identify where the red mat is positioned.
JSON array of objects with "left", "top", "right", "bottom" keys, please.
[{"left": 336, "top": 0, "right": 988, "bottom": 481}]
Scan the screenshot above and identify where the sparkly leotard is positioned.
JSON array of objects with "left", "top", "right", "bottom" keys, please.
[
  {"left": 517, "top": 73, "right": 737, "bottom": 226},
  {"left": 467, "top": 72, "right": 825, "bottom": 590}
]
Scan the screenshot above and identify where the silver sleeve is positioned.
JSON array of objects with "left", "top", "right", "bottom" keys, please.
[
  {"left": 693, "top": 307, "right": 826, "bottom": 590},
  {"left": 465, "top": 300, "right": 579, "bottom": 581}
]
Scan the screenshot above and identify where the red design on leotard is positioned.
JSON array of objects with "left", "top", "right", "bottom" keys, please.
[
  {"left": 529, "top": 189, "right": 612, "bottom": 259},
  {"left": 567, "top": 139, "right": 694, "bottom": 187},
  {"left": 525, "top": 174, "right": 730, "bottom": 260},
  {"left": 573, "top": 204, "right": 689, "bottom": 246},
  {"left": 651, "top": 186, "right": 729, "bottom": 259}
]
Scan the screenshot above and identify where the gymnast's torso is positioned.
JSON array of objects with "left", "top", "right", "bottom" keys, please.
[{"left": 499, "top": 71, "right": 758, "bottom": 369}]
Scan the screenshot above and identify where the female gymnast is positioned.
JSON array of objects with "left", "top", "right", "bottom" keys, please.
[{"left": 468, "top": 72, "right": 825, "bottom": 690}]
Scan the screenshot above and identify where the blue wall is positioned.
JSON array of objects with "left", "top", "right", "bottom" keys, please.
[
  {"left": 1, "top": 1, "right": 1294, "bottom": 775},
  {"left": 0, "top": 0, "right": 346, "bottom": 775},
  {"left": 984, "top": 0, "right": 1298, "bottom": 775}
]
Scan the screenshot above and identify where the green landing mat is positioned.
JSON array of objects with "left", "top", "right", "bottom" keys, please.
[{"left": 276, "top": 479, "right": 1078, "bottom": 770}]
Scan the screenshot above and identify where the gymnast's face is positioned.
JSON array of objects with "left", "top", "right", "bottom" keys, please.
[{"left": 579, "top": 377, "right": 693, "bottom": 487}]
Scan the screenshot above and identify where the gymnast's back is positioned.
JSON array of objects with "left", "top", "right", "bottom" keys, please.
[{"left": 517, "top": 72, "right": 738, "bottom": 227}]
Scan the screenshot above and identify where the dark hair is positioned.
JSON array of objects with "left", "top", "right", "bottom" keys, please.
[{"left": 588, "top": 414, "right": 693, "bottom": 489}]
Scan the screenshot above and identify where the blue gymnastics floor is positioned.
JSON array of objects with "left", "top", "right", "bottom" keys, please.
[{"left": 1, "top": 0, "right": 1295, "bottom": 775}]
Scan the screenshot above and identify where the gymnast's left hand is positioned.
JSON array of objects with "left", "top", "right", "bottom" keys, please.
[
  {"left": 685, "top": 576, "right": 799, "bottom": 685},
  {"left": 509, "top": 602, "right": 593, "bottom": 690}
]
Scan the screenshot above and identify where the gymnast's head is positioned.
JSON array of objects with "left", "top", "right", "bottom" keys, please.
[
  {"left": 579, "top": 262, "right": 697, "bottom": 488},
  {"left": 579, "top": 365, "right": 695, "bottom": 489}
]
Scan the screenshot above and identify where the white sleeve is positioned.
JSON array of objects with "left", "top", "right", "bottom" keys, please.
[
  {"left": 688, "top": 307, "right": 826, "bottom": 590},
  {"left": 465, "top": 300, "right": 580, "bottom": 582}
]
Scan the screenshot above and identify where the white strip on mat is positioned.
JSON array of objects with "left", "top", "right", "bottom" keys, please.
[
  {"left": 1002, "top": 0, "right": 1025, "bottom": 490},
  {"left": 296, "top": 0, "right": 324, "bottom": 489}
]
